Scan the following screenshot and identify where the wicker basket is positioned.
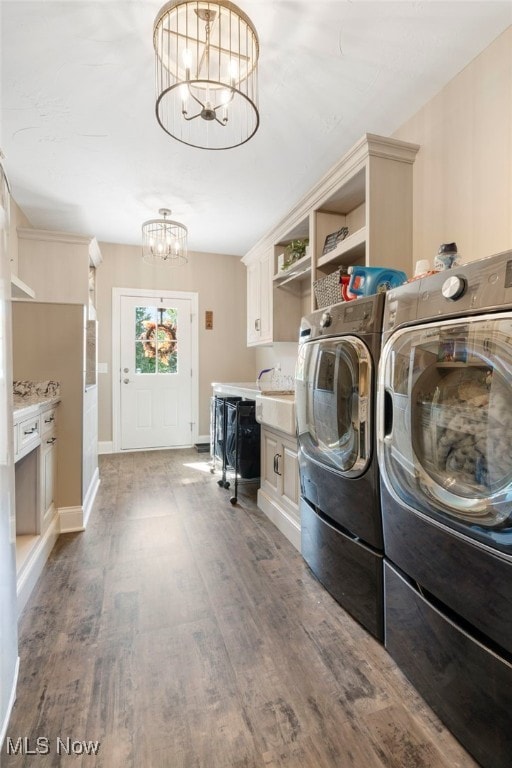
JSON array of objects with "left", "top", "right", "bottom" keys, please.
[{"left": 313, "top": 269, "right": 344, "bottom": 308}]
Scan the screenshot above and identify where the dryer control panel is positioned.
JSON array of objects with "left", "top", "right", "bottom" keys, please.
[
  {"left": 384, "top": 249, "right": 512, "bottom": 335},
  {"left": 300, "top": 292, "right": 385, "bottom": 341}
]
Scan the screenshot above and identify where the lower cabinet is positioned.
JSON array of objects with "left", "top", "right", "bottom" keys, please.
[
  {"left": 257, "top": 425, "right": 300, "bottom": 551},
  {"left": 40, "top": 406, "right": 57, "bottom": 531},
  {"left": 14, "top": 400, "right": 60, "bottom": 615}
]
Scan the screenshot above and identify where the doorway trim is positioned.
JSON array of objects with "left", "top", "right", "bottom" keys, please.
[{"left": 112, "top": 287, "right": 199, "bottom": 453}]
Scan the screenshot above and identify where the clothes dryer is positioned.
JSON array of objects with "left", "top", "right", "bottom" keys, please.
[
  {"left": 377, "top": 251, "right": 512, "bottom": 768},
  {"left": 296, "top": 292, "right": 385, "bottom": 640}
]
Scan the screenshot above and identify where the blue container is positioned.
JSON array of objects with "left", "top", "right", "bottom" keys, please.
[{"left": 347, "top": 266, "right": 407, "bottom": 297}]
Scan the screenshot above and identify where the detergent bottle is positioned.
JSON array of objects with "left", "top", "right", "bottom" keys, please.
[
  {"left": 340, "top": 274, "right": 359, "bottom": 301},
  {"left": 347, "top": 266, "right": 407, "bottom": 297}
]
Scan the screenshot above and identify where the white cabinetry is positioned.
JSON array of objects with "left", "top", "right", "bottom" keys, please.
[
  {"left": 244, "top": 245, "right": 303, "bottom": 347},
  {"left": 16, "top": 412, "right": 41, "bottom": 462},
  {"left": 14, "top": 399, "right": 60, "bottom": 614},
  {"left": 13, "top": 301, "right": 98, "bottom": 533},
  {"left": 246, "top": 247, "right": 273, "bottom": 345},
  {"left": 243, "top": 133, "right": 420, "bottom": 345},
  {"left": 258, "top": 426, "right": 300, "bottom": 551},
  {"left": 40, "top": 406, "right": 57, "bottom": 531}
]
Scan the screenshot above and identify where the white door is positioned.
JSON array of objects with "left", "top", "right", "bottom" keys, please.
[{"left": 120, "top": 295, "right": 193, "bottom": 450}]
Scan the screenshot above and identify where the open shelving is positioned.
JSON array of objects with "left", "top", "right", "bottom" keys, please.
[{"left": 243, "top": 133, "right": 420, "bottom": 344}]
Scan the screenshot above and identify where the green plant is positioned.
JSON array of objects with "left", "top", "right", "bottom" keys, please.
[{"left": 283, "top": 238, "right": 309, "bottom": 268}]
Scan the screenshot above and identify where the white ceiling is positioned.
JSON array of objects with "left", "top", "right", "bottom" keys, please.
[{"left": 1, "top": 1, "right": 511, "bottom": 256}]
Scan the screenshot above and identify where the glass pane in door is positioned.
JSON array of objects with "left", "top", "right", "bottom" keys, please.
[
  {"left": 134, "top": 305, "right": 178, "bottom": 374},
  {"left": 296, "top": 337, "right": 371, "bottom": 474},
  {"left": 380, "top": 314, "right": 512, "bottom": 547}
]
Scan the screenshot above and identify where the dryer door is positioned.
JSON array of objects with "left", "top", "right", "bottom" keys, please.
[
  {"left": 378, "top": 313, "right": 512, "bottom": 555},
  {"left": 296, "top": 335, "right": 372, "bottom": 477}
]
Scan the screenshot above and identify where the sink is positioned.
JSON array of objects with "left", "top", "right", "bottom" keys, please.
[{"left": 255, "top": 393, "right": 296, "bottom": 436}]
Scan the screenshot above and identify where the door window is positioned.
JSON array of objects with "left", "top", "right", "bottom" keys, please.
[
  {"left": 134, "top": 306, "right": 178, "bottom": 374},
  {"left": 380, "top": 314, "right": 512, "bottom": 546},
  {"left": 296, "top": 336, "right": 371, "bottom": 475}
]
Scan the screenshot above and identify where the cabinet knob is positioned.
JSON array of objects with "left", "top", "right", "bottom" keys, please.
[{"left": 123, "top": 378, "right": 130, "bottom": 384}]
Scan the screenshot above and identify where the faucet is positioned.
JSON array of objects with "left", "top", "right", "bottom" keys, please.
[{"left": 257, "top": 367, "right": 274, "bottom": 381}]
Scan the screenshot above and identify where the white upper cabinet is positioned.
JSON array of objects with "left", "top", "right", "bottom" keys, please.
[{"left": 242, "top": 133, "right": 419, "bottom": 345}]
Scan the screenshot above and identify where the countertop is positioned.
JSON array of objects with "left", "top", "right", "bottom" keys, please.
[
  {"left": 211, "top": 382, "right": 296, "bottom": 400},
  {"left": 13, "top": 394, "right": 61, "bottom": 422},
  {"left": 211, "top": 381, "right": 261, "bottom": 399}
]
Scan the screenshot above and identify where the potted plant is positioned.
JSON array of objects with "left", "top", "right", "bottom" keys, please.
[{"left": 283, "top": 239, "right": 309, "bottom": 269}]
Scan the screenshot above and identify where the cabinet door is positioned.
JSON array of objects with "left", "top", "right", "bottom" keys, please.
[
  {"left": 246, "top": 249, "right": 273, "bottom": 346},
  {"left": 41, "top": 437, "right": 57, "bottom": 525},
  {"left": 246, "top": 258, "right": 261, "bottom": 345},
  {"left": 281, "top": 440, "right": 299, "bottom": 513},
  {"left": 257, "top": 248, "right": 273, "bottom": 344},
  {"left": 261, "top": 429, "right": 280, "bottom": 495}
]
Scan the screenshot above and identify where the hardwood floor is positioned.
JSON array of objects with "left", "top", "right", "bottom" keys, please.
[{"left": 4, "top": 449, "right": 478, "bottom": 767}]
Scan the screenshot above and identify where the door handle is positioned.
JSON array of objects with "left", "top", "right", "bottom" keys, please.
[
  {"left": 383, "top": 389, "right": 393, "bottom": 438},
  {"left": 123, "top": 378, "right": 130, "bottom": 384},
  {"left": 274, "top": 453, "right": 282, "bottom": 476}
]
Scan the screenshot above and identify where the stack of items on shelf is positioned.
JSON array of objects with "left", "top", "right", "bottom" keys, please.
[{"left": 313, "top": 265, "right": 407, "bottom": 308}]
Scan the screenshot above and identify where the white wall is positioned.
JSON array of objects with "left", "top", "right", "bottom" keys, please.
[{"left": 96, "top": 242, "right": 256, "bottom": 443}]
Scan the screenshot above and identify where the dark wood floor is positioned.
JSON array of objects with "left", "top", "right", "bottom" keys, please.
[{"left": 4, "top": 449, "right": 478, "bottom": 768}]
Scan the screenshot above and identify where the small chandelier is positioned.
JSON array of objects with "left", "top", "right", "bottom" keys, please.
[
  {"left": 142, "top": 208, "right": 188, "bottom": 265},
  {"left": 153, "top": 0, "right": 260, "bottom": 150}
]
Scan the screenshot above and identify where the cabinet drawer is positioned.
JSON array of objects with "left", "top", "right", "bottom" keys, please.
[
  {"left": 17, "top": 414, "right": 41, "bottom": 458},
  {"left": 41, "top": 408, "right": 57, "bottom": 437}
]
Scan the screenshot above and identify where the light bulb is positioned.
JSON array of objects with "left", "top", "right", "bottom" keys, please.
[{"left": 229, "top": 59, "right": 238, "bottom": 87}]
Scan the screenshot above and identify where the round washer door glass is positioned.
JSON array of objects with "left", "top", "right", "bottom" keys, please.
[
  {"left": 296, "top": 336, "right": 372, "bottom": 476},
  {"left": 378, "top": 314, "right": 512, "bottom": 553}
]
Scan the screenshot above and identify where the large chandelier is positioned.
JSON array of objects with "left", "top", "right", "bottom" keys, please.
[
  {"left": 142, "top": 208, "right": 188, "bottom": 265},
  {"left": 153, "top": 0, "right": 260, "bottom": 150}
]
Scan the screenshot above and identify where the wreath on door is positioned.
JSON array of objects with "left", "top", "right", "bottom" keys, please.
[{"left": 140, "top": 320, "right": 177, "bottom": 365}]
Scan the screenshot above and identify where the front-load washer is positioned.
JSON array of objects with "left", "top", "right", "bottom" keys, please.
[
  {"left": 377, "top": 250, "right": 512, "bottom": 768},
  {"left": 296, "top": 292, "right": 385, "bottom": 640}
]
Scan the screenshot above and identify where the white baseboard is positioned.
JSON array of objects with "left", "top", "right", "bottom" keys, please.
[
  {"left": 58, "top": 506, "right": 85, "bottom": 533},
  {"left": 196, "top": 434, "right": 210, "bottom": 446},
  {"left": 17, "top": 517, "right": 60, "bottom": 616},
  {"left": 98, "top": 441, "right": 113, "bottom": 454},
  {"left": 257, "top": 489, "right": 301, "bottom": 552},
  {"left": 59, "top": 468, "right": 100, "bottom": 532},
  {"left": 83, "top": 468, "right": 100, "bottom": 528},
  {"left": 0, "top": 655, "right": 20, "bottom": 750}
]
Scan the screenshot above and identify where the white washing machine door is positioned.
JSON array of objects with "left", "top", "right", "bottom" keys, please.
[{"left": 378, "top": 313, "right": 512, "bottom": 549}]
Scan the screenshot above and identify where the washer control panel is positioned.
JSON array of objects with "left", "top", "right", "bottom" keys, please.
[{"left": 442, "top": 275, "right": 467, "bottom": 301}]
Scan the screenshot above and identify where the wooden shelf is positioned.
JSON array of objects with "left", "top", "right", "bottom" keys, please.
[
  {"left": 317, "top": 227, "right": 366, "bottom": 269},
  {"left": 243, "top": 133, "right": 419, "bottom": 337},
  {"left": 273, "top": 253, "right": 311, "bottom": 290}
]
